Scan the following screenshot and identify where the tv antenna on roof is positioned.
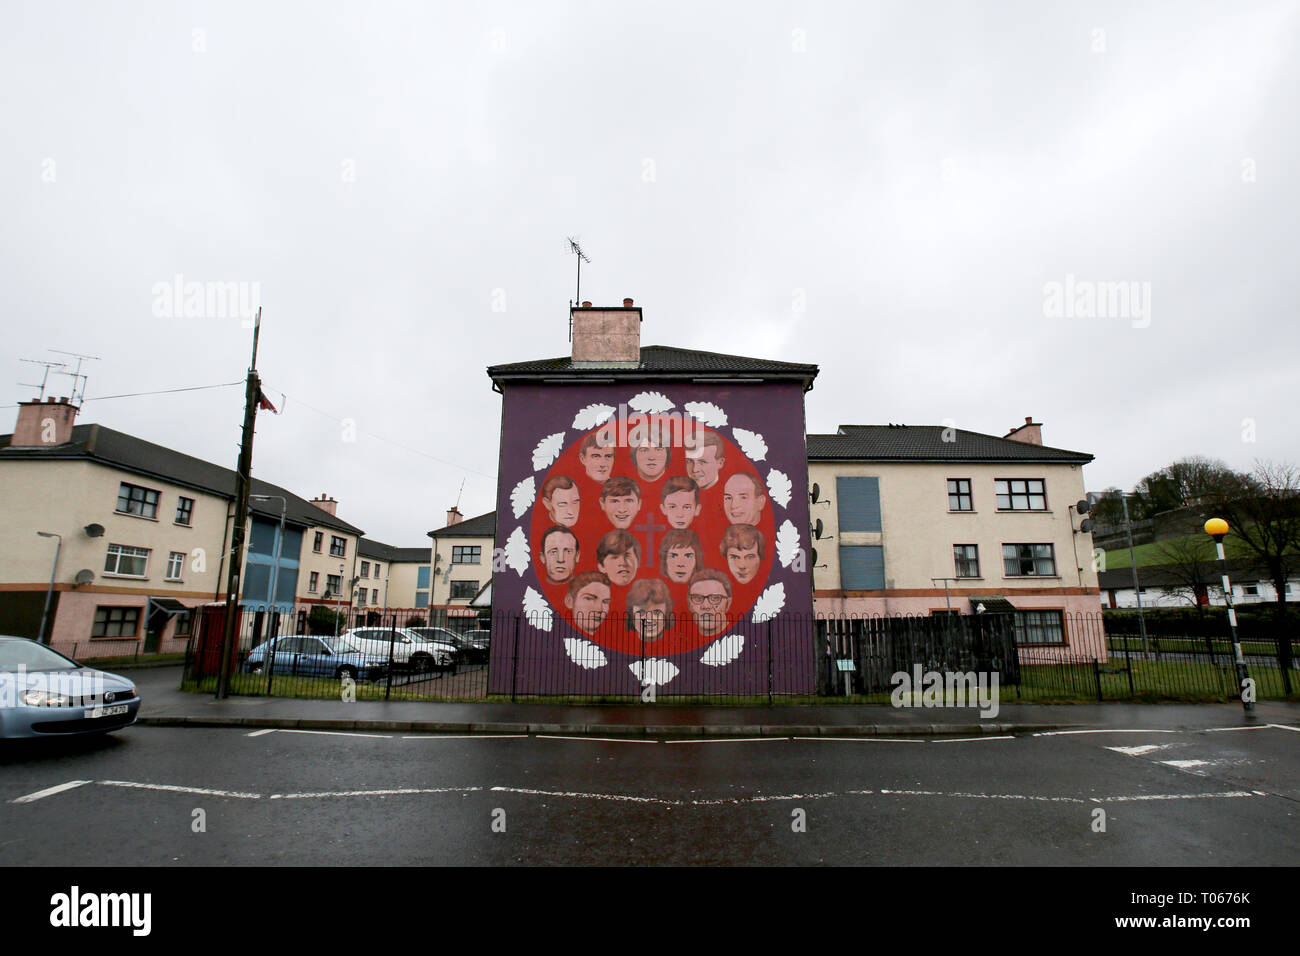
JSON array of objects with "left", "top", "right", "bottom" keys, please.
[
  {"left": 49, "top": 350, "right": 100, "bottom": 406},
  {"left": 18, "top": 358, "right": 68, "bottom": 401},
  {"left": 567, "top": 237, "right": 591, "bottom": 342}
]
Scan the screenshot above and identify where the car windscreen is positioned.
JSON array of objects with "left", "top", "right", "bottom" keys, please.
[
  {"left": 323, "top": 637, "right": 360, "bottom": 654},
  {"left": 0, "top": 640, "right": 81, "bottom": 672}
]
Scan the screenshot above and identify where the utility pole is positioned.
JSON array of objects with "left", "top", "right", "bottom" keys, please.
[
  {"left": 1121, "top": 494, "right": 1149, "bottom": 652},
  {"left": 216, "top": 308, "right": 263, "bottom": 699}
]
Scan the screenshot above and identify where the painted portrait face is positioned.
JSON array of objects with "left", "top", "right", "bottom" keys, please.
[
  {"left": 723, "top": 474, "right": 766, "bottom": 526},
  {"left": 726, "top": 541, "right": 762, "bottom": 584},
  {"left": 686, "top": 444, "right": 725, "bottom": 490},
  {"left": 664, "top": 545, "right": 698, "bottom": 583},
  {"left": 632, "top": 443, "right": 669, "bottom": 482},
  {"left": 599, "top": 547, "right": 639, "bottom": 586},
  {"left": 542, "top": 530, "right": 578, "bottom": 583},
  {"left": 660, "top": 490, "right": 700, "bottom": 529},
  {"left": 580, "top": 445, "right": 616, "bottom": 482},
  {"left": 631, "top": 601, "right": 668, "bottom": 642},
  {"left": 689, "top": 580, "right": 731, "bottom": 636},
  {"left": 600, "top": 490, "right": 640, "bottom": 529},
  {"left": 544, "top": 484, "right": 580, "bottom": 527},
  {"left": 566, "top": 581, "right": 611, "bottom": 633}
]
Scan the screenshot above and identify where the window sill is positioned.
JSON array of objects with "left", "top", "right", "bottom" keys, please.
[
  {"left": 954, "top": 577, "right": 983, "bottom": 581},
  {"left": 1002, "top": 575, "right": 1062, "bottom": 580},
  {"left": 994, "top": 509, "right": 1053, "bottom": 514},
  {"left": 114, "top": 511, "right": 159, "bottom": 522},
  {"left": 102, "top": 572, "right": 149, "bottom": 580},
  {"left": 164, "top": 577, "right": 183, "bottom": 583},
  {"left": 174, "top": 522, "right": 192, "bottom": 528}
]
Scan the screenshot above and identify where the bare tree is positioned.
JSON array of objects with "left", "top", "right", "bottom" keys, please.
[{"left": 1149, "top": 535, "right": 1218, "bottom": 613}]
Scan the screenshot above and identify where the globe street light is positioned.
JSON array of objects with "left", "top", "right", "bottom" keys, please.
[{"left": 1205, "top": 518, "right": 1254, "bottom": 714}]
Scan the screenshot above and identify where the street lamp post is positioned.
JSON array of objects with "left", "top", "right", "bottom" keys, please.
[
  {"left": 1205, "top": 518, "right": 1254, "bottom": 715},
  {"left": 36, "top": 531, "right": 62, "bottom": 645},
  {"left": 335, "top": 563, "right": 345, "bottom": 638}
]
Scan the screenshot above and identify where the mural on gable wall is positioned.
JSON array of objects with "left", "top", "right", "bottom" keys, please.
[{"left": 488, "top": 382, "right": 814, "bottom": 695}]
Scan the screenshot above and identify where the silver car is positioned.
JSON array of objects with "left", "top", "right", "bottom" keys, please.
[
  {"left": 0, "top": 637, "right": 141, "bottom": 739},
  {"left": 340, "top": 627, "right": 456, "bottom": 673}
]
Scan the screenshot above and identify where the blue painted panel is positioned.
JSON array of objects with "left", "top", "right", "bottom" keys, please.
[
  {"left": 839, "top": 545, "right": 885, "bottom": 590},
  {"left": 836, "top": 477, "right": 881, "bottom": 533}
]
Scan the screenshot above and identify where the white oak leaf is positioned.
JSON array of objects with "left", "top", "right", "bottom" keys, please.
[
  {"left": 532, "top": 432, "right": 565, "bottom": 471},
  {"left": 563, "top": 638, "right": 608, "bottom": 669},
  {"left": 504, "top": 526, "right": 530, "bottom": 576},
  {"left": 628, "top": 658, "right": 680, "bottom": 687},
  {"left": 523, "top": 587, "right": 553, "bottom": 631},
  {"left": 700, "top": 635, "right": 744, "bottom": 667},
  {"left": 510, "top": 476, "right": 535, "bottom": 519},
  {"left": 751, "top": 582, "right": 786, "bottom": 621},
  {"left": 776, "top": 519, "right": 801, "bottom": 569},
  {"left": 732, "top": 427, "right": 768, "bottom": 461},
  {"left": 683, "top": 401, "right": 727, "bottom": 427},
  {"left": 572, "top": 404, "right": 615, "bottom": 431},
  {"left": 766, "top": 469, "right": 792, "bottom": 508},
  {"left": 627, "top": 391, "right": 674, "bottom": 413}
]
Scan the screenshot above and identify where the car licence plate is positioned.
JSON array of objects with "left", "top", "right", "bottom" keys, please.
[{"left": 89, "top": 704, "right": 129, "bottom": 717}]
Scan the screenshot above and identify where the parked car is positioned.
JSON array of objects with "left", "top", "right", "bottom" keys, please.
[
  {"left": 244, "top": 634, "right": 389, "bottom": 681},
  {"left": 411, "top": 627, "right": 489, "bottom": 664},
  {"left": 340, "top": 627, "right": 456, "bottom": 673},
  {"left": 0, "top": 636, "right": 141, "bottom": 739},
  {"left": 461, "top": 629, "right": 492, "bottom": 663}
]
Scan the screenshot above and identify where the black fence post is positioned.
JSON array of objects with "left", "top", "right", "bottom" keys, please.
[
  {"left": 1093, "top": 658, "right": 1103, "bottom": 701},
  {"left": 510, "top": 613, "right": 520, "bottom": 704},
  {"left": 385, "top": 613, "right": 396, "bottom": 701},
  {"left": 767, "top": 617, "right": 774, "bottom": 706}
]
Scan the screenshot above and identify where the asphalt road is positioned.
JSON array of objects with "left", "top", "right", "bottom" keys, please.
[{"left": 2, "top": 721, "right": 1296, "bottom": 865}]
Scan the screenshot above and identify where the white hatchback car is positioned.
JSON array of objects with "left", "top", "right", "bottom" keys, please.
[{"left": 340, "top": 627, "right": 456, "bottom": 673}]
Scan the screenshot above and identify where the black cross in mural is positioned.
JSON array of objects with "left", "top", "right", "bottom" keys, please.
[{"left": 633, "top": 512, "right": 668, "bottom": 568}]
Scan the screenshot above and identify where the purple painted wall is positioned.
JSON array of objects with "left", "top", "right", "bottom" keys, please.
[{"left": 488, "top": 382, "right": 814, "bottom": 696}]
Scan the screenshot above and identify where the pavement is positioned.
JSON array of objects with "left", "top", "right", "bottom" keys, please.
[{"left": 122, "top": 665, "right": 1299, "bottom": 738}]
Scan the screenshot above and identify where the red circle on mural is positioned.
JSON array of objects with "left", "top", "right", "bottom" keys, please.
[{"left": 529, "top": 416, "right": 774, "bottom": 656}]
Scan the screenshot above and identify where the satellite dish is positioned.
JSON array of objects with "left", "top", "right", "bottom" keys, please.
[
  {"left": 810, "top": 482, "right": 820, "bottom": 503},
  {"left": 1079, "top": 518, "right": 1094, "bottom": 533},
  {"left": 84, "top": 523, "right": 105, "bottom": 538},
  {"left": 74, "top": 569, "right": 95, "bottom": 586},
  {"left": 1076, "top": 499, "right": 1091, "bottom": 514},
  {"left": 814, "top": 518, "right": 824, "bottom": 540},
  {"left": 975, "top": 602, "right": 986, "bottom": 614},
  {"left": 809, "top": 547, "right": 818, "bottom": 566}
]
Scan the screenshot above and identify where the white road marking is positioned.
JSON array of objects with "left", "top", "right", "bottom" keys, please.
[
  {"left": 1161, "top": 760, "right": 1211, "bottom": 769},
  {"left": 1105, "top": 745, "right": 1175, "bottom": 756},
  {"left": 246, "top": 728, "right": 276, "bottom": 737},
  {"left": 1204, "top": 725, "right": 1272, "bottom": 732},
  {"left": 931, "top": 736, "right": 1015, "bottom": 744},
  {"left": 492, "top": 786, "right": 681, "bottom": 805},
  {"left": 11, "top": 780, "right": 93, "bottom": 804},
  {"left": 1033, "top": 729, "right": 1181, "bottom": 736},
  {"left": 277, "top": 729, "right": 391, "bottom": 739},
  {"left": 401, "top": 734, "right": 528, "bottom": 740},
  {"left": 98, "top": 780, "right": 262, "bottom": 799},
  {"left": 880, "top": 788, "right": 1086, "bottom": 803},
  {"left": 1100, "top": 791, "right": 1257, "bottom": 802},
  {"left": 535, "top": 735, "right": 659, "bottom": 743},
  {"left": 663, "top": 737, "right": 780, "bottom": 744},
  {"left": 272, "top": 787, "right": 482, "bottom": 799},
  {"left": 793, "top": 736, "right": 925, "bottom": 743},
  {"left": 1269, "top": 724, "right": 1300, "bottom": 732}
]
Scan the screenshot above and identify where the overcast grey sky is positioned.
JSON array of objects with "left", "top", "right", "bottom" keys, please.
[{"left": 3, "top": 0, "right": 1297, "bottom": 545}]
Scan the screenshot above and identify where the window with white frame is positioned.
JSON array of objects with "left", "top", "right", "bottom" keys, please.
[
  {"left": 357, "top": 589, "right": 367, "bottom": 606},
  {"left": 308, "top": 571, "right": 319, "bottom": 593},
  {"left": 116, "top": 482, "right": 159, "bottom": 519},
  {"left": 360, "top": 561, "right": 370, "bottom": 578},
  {"left": 104, "top": 544, "right": 150, "bottom": 577},
  {"left": 1002, "top": 543, "right": 1056, "bottom": 576},
  {"left": 947, "top": 479, "right": 973, "bottom": 511},
  {"left": 325, "top": 574, "right": 341, "bottom": 596},
  {"left": 995, "top": 478, "right": 1047, "bottom": 511},
  {"left": 166, "top": 551, "right": 185, "bottom": 580}
]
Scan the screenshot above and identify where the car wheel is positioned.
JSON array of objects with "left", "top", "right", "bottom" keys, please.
[
  {"left": 410, "top": 654, "right": 432, "bottom": 674},
  {"left": 336, "top": 665, "right": 357, "bottom": 681}
]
